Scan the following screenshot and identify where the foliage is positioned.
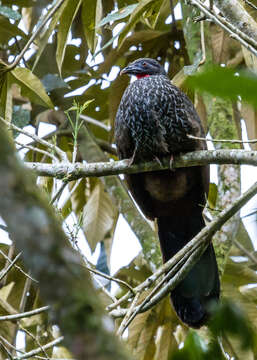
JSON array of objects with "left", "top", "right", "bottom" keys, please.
[{"left": 0, "top": 0, "right": 256, "bottom": 359}]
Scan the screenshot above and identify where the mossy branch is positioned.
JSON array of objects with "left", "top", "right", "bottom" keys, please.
[
  {"left": 26, "top": 149, "right": 257, "bottom": 180},
  {"left": 0, "top": 125, "right": 131, "bottom": 360}
]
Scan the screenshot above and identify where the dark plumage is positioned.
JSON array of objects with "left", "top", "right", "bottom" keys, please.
[{"left": 115, "top": 58, "right": 220, "bottom": 328}]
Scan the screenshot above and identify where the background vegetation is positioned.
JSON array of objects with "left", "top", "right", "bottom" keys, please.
[{"left": 0, "top": 0, "right": 257, "bottom": 359}]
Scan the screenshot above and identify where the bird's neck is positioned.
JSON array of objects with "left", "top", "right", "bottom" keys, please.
[{"left": 136, "top": 74, "right": 150, "bottom": 79}]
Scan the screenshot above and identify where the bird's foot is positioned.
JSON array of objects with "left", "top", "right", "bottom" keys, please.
[
  {"left": 169, "top": 154, "right": 175, "bottom": 171},
  {"left": 127, "top": 148, "right": 137, "bottom": 166}
]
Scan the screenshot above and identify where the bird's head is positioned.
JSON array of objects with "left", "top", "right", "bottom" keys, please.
[{"left": 120, "top": 58, "right": 166, "bottom": 79}]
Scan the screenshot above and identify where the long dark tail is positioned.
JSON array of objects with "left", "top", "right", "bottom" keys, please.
[{"left": 157, "top": 211, "right": 220, "bottom": 328}]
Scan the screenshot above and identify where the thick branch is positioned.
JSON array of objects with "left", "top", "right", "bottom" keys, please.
[
  {"left": 187, "top": 0, "right": 257, "bottom": 57},
  {"left": 26, "top": 149, "right": 257, "bottom": 180},
  {"left": 0, "top": 126, "right": 131, "bottom": 360},
  {"left": 214, "top": 0, "right": 257, "bottom": 42}
]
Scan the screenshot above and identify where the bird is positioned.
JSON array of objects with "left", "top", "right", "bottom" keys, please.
[{"left": 114, "top": 58, "right": 220, "bottom": 328}]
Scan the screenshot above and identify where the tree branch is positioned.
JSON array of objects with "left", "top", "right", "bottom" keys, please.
[
  {"left": 7, "top": 0, "right": 66, "bottom": 71},
  {"left": 0, "top": 124, "right": 132, "bottom": 359},
  {"left": 187, "top": 0, "right": 257, "bottom": 57},
  {"left": 25, "top": 149, "right": 257, "bottom": 180},
  {"left": 109, "top": 179, "right": 257, "bottom": 319}
]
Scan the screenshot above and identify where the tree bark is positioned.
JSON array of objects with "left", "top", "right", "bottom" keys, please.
[{"left": 0, "top": 123, "right": 132, "bottom": 360}]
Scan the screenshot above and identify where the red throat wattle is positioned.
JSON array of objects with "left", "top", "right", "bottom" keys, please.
[{"left": 136, "top": 74, "right": 150, "bottom": 79}]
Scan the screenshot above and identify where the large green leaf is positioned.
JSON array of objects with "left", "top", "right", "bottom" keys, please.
[
  {"left": 33, "top": 0, "right": 67, "bottom": 71},
  {"left": 10, "top": 67, "right": 54, "bottom": 108},
  {"left": 97, "top": 3, "right": 138, "bottom": 28},
  {"left": 187, "top": 66, "right": 257, "bottom": 108},
  {"left": 82, "top": 0, "right": 102, "bottom": 53},
  {"left": 118, "top": 0, "right": 159, "bottom": 48},
  {"left": 56, "top": 0, "right": 83, "bottom": 75}
]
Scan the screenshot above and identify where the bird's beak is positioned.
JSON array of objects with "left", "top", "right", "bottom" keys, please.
[{"left": 120, "top": 66, "right": 131, "bottom": 75}]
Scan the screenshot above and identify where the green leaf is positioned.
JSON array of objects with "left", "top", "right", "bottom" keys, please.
[
  {"left": 32, "top": 0, "right": 66, "bottom": 71},
  {"left": 0, "top": 17, "right": 27, "bottom": 44},
  {"left": 187, "top": 66, "right": 257, "bottom": 108},
  {"left": 0, "top": 71, "right": 12, "bottom": 122},
  {"left": 0, "top": 5, "right": 21, "bottom": 20},
  {"left": 209, "top": 299, "right": 255, "bottom": 351},
  {"left": 56, "top": 0, "right": 83, "bottom": 76},
  {"left": 172, "top": 331, "right": 207, "bottom": 360},
  {"left": 97, "top": 4, "right": 138, "bottom": 28},
  {"left": 118, "top": 0, "right": 158, "bottom": 48},
  {"left": 208, "top": 183, "right": 218, "bottom": 209},
  {"left": 10, "top": 67, "right": 54, "bottom": 109},
  {"left": 82, "top": 0, "right": 102, "bottom": 53}
]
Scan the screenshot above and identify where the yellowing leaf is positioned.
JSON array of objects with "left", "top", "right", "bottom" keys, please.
[
  {"left": 241, "top": 103, "right": 257, "bottom": 151},
  {"left": 127, "top": 302, "right": 160, "bottom": 360},
  {"left": 10, "top": 67, "right": 53, "bottom": 108},
  {"left": 83, "top": 181, "right": 115, "bottom": 252},
  {"left": 56, "top": 0, "right": 83, "bottom": 75}
]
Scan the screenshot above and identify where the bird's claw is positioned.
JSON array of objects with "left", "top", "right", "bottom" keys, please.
[{"left": 169, "top": 154, "right": 175, "bottom": 171}]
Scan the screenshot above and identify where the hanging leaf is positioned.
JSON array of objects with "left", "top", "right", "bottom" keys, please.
[
  {"left": 97, "top": 4, "right": 138, "bottom": 28},
  {"left": 0, "top": 72, "right": 12, "bottom": 122},
  {"left": 127, "top": 301, "right": 159, "bottom": 360},
  {"left": 10, "top": 67, "right": 54, "bottom": 108},
  {"left": 187, "top": 66, "right": 257, "bottom": 108},
  {"left": 82, "top": 181, "right": 116, "bottom": 252},
  {"left": 208, "top": 183, "right": 218, "bottom": 209},
  {"left": 118, "top": 0, "right": 158, "bottom": 48},
  {"left": 82, "top": 0, "right": 102, "bottom": 53},
  {"left": 0, "top": 17, "right": 27, "bottom": 44},
  {"left": 56, "top": 0, "right": 83, "bottom": 75},
  {"left": 33, "top": 0, "right": 67, "bottom": 71}
]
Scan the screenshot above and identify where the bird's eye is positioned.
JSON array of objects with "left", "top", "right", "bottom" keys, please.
[{"left": 142, "top": 62, "right": 146, "bottom": 66}]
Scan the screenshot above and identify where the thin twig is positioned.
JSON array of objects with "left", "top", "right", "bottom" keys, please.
[
  {"left": 83, "top": 263, "right": 134, "bottom": 293},
  {"left": 20, "top": 325, "right": 50, "bottom": 360},
  {"left": 13, "top": 336, "right": 64, "bottom": 360},
  {"left": 233, "top": 239, "right": 257, "bottom": 265},
  {"left": 188, "top": 0, "right": 257, "bottom": 57},
  {"left": 199, "top": 20, "right": 206, "bottom": 64},
  {"left": 0, "top": 117, "right": 67, "bottom": 162},
  {"left": 117, "top": 292, "right": 141, "bottom": 337},
  {"left": 80, "top": 114, "right": 111, "bottom": 131},
  {"left": 8, "top": 0, "right": 66, "bottom": 71},
  {"left": 0, "top": 249, "right": 38, "bottom": 283},
  {"left": 50, "top": 181, "right": 67, "bottom": 205},
  {"left": 15, "top": 140, "right": 58, "bottom": 161},
  {"left": 244, "top": 0, "right": 257, "bottom": 11},
  {"left": 0, "top": 306, "right": 50, "bottom": 321},
  {"left": 0, "top": 334, "right": 25, "bottom": 355},
  {"left": 0, "top": 342, "right": 15, "bottom": 360},
  {"left": 0, "top": 252, "right": 22, "bottom": 281},
  {"left": 188, "top": 134, "right": 257, "bottom": 144}
]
